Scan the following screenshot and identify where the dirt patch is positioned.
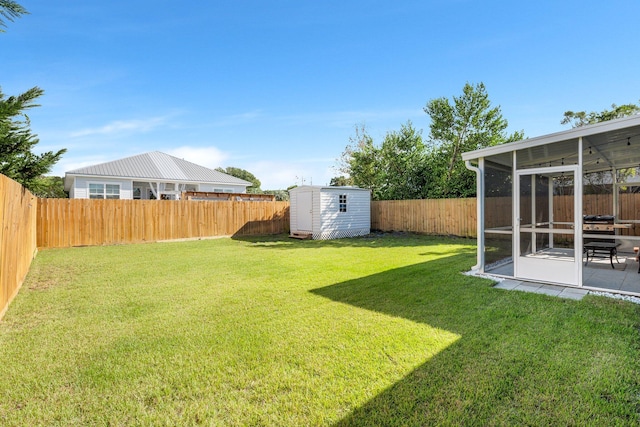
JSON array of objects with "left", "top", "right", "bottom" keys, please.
[{"left": 26, "top": 264, "right": 82, "bottom": 291}]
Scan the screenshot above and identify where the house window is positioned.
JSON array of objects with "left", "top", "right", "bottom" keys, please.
[
  {"left": 89, "top": 183, "right": 103, "bottom": 199},
  {"left": 89, "top": 183, "right": 120, "bottom": 199},
  {"left": 339, "top": 194, "right": 347, "bottom": 212},
  {"left": 105, "top": 184, "right": 120, "bottom": 199}
]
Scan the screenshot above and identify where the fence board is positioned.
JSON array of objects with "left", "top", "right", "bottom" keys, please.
[
  {"left": 371, "top": 198, "right": 477, "bottom": 237},
  {"left": 37, "top": 199, "right": 291, "bottom": 249},
  {"left": 372, "top": 194, "right": 640, "bottom": 238},
  {"left": 0, "top": 175, "right": 37, "bottom": 319}
]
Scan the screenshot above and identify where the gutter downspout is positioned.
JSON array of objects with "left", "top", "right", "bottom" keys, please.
[{"left": 465, "top": 159, "right": 484, "bottom": 272}]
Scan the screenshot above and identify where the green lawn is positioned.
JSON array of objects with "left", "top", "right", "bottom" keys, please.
[{"left": 1, "top": 234, "right": 639, "bottom": 425}]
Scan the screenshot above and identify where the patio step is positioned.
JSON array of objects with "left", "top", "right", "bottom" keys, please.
[{"left": 290, "top": 232, "right": 312, "bottom": 240}]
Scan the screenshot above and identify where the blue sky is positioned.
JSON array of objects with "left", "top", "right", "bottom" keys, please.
[{"left": 2, "top": 1, "right": 640, "bottom": 189}]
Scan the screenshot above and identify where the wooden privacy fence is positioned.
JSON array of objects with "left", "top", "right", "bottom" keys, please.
[
  {"left": 372, "top": 198, "right": 478, "bottom": 237},
  {"left": 0, "top": 175, "right": 37, "bottom": 319},
  {"left": 37, "top": 199, "right": 290, "bottom": 249},
  {"left": 372, "top": 194, "right": 640, "bottom": 238}
]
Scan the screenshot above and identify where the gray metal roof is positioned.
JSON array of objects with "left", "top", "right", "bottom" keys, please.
[{"left": 65, "top": 151, "right": 252, "bottom": 186}]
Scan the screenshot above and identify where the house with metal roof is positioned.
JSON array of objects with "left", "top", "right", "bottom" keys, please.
[
  {"left": 64, "top": 151, "right": 252, "bottom": 200},
  {"left": 462, "top": 114, "right": 640, "bottom": 296}
]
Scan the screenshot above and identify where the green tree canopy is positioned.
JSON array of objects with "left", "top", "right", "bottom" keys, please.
[
  {"left": 0, "top": 0, "right": 27, "bottom": 31},
  {"left": 562, "top": 100, "right": 640, "bottom": 192},
  {"left": 338, "top": 83, "right": 521, "bottom": 200},
  {"left": 339, "top": 121, "right": 430, "bottom": 200},
  {"left": 0, "top": 87, "right": 67, "bottom": 191},
  {"left": 1, "top": 1, "right": 66, "bottom": 193},
  {"left": 262, "top": 189, "right": 289, "bottom": 201},
  {"left": 338, "top": 124, "right": 382, "bottom": 197},
  {"left": 561, "top": 102, "right": 640, "bottom": 128},
  {"left": 424, "top": 82, "right": 523, "bottom": 198},
  {"left": 30, "top": 175, "right": 67, "bottom": 198},
  {"left": 329, "top": 176, "right": 353, "bottom": 186},
  {"left": 215, "top": 166, "right": 262, "bottom": 193}
]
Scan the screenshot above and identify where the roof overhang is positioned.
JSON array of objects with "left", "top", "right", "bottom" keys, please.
[
  {"left": 63, "top": 173, "right": 251, "bottom": 192},
  {"left": 289, "top": 185, "right": 370, "bottom": 193},
  {"left": 462, "top": 114, "right": 640, "bottom": 174}
]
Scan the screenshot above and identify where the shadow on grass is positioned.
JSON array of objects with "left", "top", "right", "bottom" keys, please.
[
  {"left": 232, "top": 232, "right": 475, "bottom": 250},
  {"left": 310, "top": 255, "right": 640, "bottom": 425}
]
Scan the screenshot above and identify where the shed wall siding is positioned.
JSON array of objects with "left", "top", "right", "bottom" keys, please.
[
  {"left": 315, "top": 189, "right": 370, "bottom": 239},
  {"left": 312, "top": 190, "right": 322, "bottom": 235},
  {"left": 289, "top": 186, "right": 371, "bottom": 239},
  {"left": 289, "top": 191, "right": 298, "bottom": 232}
]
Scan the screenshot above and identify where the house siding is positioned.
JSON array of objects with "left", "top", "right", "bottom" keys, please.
[
  {"left": 73, "top": 177, "right": 133, "bottom": 200},
  {"left": 198, "top": 183, "right": 247, "bottom": 193}
]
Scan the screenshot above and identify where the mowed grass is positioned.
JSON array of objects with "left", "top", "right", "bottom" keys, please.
[{"left": 0, "top": 234, "right": 639, "bottom": 425}]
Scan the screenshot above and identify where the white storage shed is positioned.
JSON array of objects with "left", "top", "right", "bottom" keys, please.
[{"left": 289, "top": 186, "right": 371, "bottom": 240}]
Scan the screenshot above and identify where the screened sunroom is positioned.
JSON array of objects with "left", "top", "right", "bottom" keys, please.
[{"left": 462, "top": 115, "right": 640, "bottom": 296}]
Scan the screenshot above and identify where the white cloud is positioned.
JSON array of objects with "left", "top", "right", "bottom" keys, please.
[
  {"left": 166, "top": 146, "right": 230, "bottom": 170},
  {"left": 70, "top": 116, "right": 171, "bottom": 137}
]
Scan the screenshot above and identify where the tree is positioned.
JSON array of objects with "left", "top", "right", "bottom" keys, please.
[
  {"left": 377, "top": 121, "right": 430, "bottom": 200},
  {"left": 1, "top": 1, "right": 66, "bottom": 192},
  {"left": 215, "top": 166, "right": 262, "bottom": 193},
  {"left": 338, "top": 124, "right": 384, "bottom": 198},
  {"left": 561, "top": 102, "right": 640, "bottom": 128},
  {"left": 0, "top": 0, "right": 27, "bottom": 31},
  {"left": 0, "top": 87, "right": 67, "bottom": 191},
  {"left": 262, "top": 189, "right": 289, "bottom": 201},
  {"left": 424, "top": 82, "right": 523, "bottom": 198},
  {"left": 329, "top": 176, "right": 352, "bottom": 186},
  {"left": 30, "top": 175, "right": 67, "bottom": 198},
  {"left": 562, "top": 100, "right": 640, "bottom": 190},
  {"left": 339, "top": 121, "right": 430, "bottom": 200}
]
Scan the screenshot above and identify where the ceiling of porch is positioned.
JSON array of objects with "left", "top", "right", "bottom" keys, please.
[{"left": 463, "top": 115, "right": 640, "bottom": 174}]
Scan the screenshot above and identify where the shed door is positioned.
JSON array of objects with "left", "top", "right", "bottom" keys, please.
[
  {"left": 297, "top": 191, "right": 313, "bottom": 231},
  {"left": 514, "top": 166, "right": 580, "bottom": 286}
]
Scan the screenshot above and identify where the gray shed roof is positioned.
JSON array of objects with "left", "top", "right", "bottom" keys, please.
[
  {"left": 65, "top": 151, "right": 252, "bottom": 186},
  {"left": 289, "top": 185, "right": 371, "bottom": 193}
]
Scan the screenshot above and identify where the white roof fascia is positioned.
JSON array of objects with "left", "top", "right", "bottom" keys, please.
[
  {"left": 461, "top": 114, "right": 640, "bottom": 161},
  {"left": 64, "top": 172, "right": 240, "bottom": 187},
  {"left": 65, "top": 152, "right": 252, "bottom": 187},
  {"left": 290, "top": 185, "right": 370, "bottom": 192}
]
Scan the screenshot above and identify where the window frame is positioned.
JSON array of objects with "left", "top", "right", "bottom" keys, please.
[
  {"left": 88, "top": 182, "right": 121, "bottom": 200},
  {"left": 339, "top": 194, "right": 347, "bottom": 213}
]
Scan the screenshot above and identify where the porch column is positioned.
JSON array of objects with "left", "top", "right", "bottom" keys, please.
[
  {"left": 147, "top": 182, "right": 159, "bottom": 200},
  {"left": 576, "top": 137, "right": 583, "bottom": 286},
  {"left": 512, "top": 151, "right": 518, "bottom": 278},
  {"left": 613, "top": 167, "right": 618, "bottom": 221},
  {"left": 549, "top": 173, "right": 554, "bottom": 249},
  {"left": 464, "top": 158, "right": 484, "bottom": 272},
  {"left": 531, "top": 175, "right": 536, "bottom": 253},
  {"left": 478, "top": 157, "right": 485, "bottom": 272}
]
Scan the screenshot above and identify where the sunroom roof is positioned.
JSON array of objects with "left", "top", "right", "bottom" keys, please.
[{"left": 461, "top": 114, "right": 640, "bottom": 174}]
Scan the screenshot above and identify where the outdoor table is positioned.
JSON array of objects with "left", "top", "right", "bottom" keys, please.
[{"left": 583, "top": 242, "right": 620, "bottom": 269}]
